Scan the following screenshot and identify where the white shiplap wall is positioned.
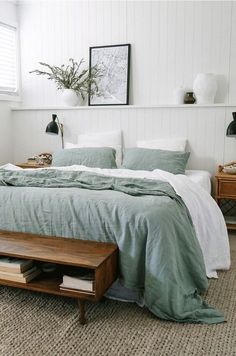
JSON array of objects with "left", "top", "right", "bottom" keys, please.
[
  {"left": 12, "top": 1, "right": 236, "bottom": 174},
  {"left": 18, "top": 1, "right": 236, "bottom": 106},
  {"left": 0, "top": 102, "right": 13, "bottom": 165},
  {"left": 12, "top": 105, "right": 236, "bottom": 176}
]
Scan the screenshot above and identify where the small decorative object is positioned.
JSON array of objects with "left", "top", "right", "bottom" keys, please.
[
  {"left": 184, "top": 92, "right": 196, "bottom": 104},
  {"left": 35, "top": 155, "right": 45, "bottom": 165},
  {"left": 30, "top": 58, "right": 102, "bottom": 106},
  {"left": 45, "top": 114, "right": 64, "bottom": 148},
  {"left": 193, "top": 73, "right": 217, "bottom": 104},
  {"left": 27, "top": 156, "right": 36, "bottom": 163},
  {"left": 35, "top": 153, "right": 53, "bottom": 165},
  {"left": 223, "top": 165, "right": 236, "bottom": 174},
  {"left": 219, "top": 161, "right": 236, "bottom": 174},
  {"left": 41, "top": 263, "right": 57, "bottom": 273},
  {"left": 89, "top": 44, "right": 131, "bottom": 106},
  {"left": 173, "top": 87, "right": 185, "bottom": 104},
  {"left": 226, "top": 112, "right": 236, "bottom": 138}
]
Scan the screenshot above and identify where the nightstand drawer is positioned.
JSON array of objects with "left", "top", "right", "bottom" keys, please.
[
  {"left": 219, "top": 180, "right": 236, "bottom": 198},
  {"left": 215, "top": 168, "right": 236, "bottom": 230}
]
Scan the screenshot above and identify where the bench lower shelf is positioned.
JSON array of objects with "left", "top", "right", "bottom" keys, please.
[
  {"left": 0, "top": 273, "right": 96, "bottom": 300},
  {"left": 224, "top": 216, "right": 236, "bottom": 230},
  {"left": 0, "top": 230, "right": 118, "bottom": 324}
]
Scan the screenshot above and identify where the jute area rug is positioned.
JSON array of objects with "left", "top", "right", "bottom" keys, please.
[{"left": 0, "top": 253, "right": 235, "bottom": 356}]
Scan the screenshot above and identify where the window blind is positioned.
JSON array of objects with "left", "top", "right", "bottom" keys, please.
[{"left": 0, "top": 22, "right": 18, "bottom": 95}]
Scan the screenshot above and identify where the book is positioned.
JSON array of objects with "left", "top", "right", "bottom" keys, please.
[
  {"left": 0, "top": 266, "right": 37, "bottom": 278},
  {"left": 59, "top": 284, "right": 95, "bottom": 295},
  {"left": 61, "top": 272, "right": 95, "bottom": 292},
  {"left": 0, "top": 267, "right": 41, "bottom": 283},
  {"left": 0, "top": 257, "right": 33, "bottom": 273}
]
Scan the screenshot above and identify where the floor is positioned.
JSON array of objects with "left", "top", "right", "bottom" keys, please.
[
  {"left": 0, "top": 231, "right": 235, "bottom": 356},
  {"left": 229, "top": 230, "right": 236, "bottom": 251}
]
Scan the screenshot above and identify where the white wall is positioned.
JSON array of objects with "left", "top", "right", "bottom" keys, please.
[
  {"left": 0, "top": 103, "right": 13, "bottom": 164},
  {"left": 0, "top": 0, "right": 17, "bottom": 164},
  {"left": 12, "top": 105, "right": 236, "bottom": 176},
  {"left": 18, "top": 0, "right": 236, "bottom": 106},
  {"left": 12, "top": 0, "right": 236, "bottom": 174},
  {"left": 0, "top": 0, "right": 17, "bottom": 24}
]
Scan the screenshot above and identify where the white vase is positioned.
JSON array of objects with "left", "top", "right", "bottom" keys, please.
[
  {"left": 61, "top": 89, "right": 80, "bottom": 106},
  {"left": 173, "top": 87, "right": 185, "bottom": 104},
  {"left": 193, "top": 73, "right": 217, "bottom": 104}
]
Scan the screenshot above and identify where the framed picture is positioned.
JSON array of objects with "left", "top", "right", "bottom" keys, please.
[{"left": 89, "top": 44, "right": 131, "bottom": 106}]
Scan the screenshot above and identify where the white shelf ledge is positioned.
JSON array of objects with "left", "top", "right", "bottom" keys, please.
[{"left": 11, "top": 103, "right": 236, "bottom": 111}]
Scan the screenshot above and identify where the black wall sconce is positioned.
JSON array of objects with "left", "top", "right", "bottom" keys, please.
[
  {"left": 226, "top": 112, "right": 236, "bottom": 138},
  {"left": 45, "top": 114, "right": 64, "bottom": 148}
]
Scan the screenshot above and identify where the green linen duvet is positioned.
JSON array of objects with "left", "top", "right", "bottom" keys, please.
[{"left": 0, "top": 169, "right": 224, "bottom": 324}]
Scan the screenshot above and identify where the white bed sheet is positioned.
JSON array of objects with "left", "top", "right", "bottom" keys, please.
[
  {"left": 1, "top": 164, "right": 230, "bottom": 278},
  {"left": 185, "top": 170, "right": 212, "bottom": 194},
  {"left": 1, "top": 164, "right": 211, "bottom": 192}
]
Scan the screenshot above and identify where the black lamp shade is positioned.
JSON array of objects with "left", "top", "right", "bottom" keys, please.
[
  {"left": 45, "top": 114, "right": 59, "bottom": 135},
  {"left": 226, "top": 112, "right": 236, "bottom": 137}
]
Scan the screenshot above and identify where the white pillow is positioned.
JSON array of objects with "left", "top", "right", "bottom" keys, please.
[
  {"left": 64, "top": 142, "right": 80, "bottom": 149},
  {"left": 136, "top": 138, "right": 187, "bottom": 152},
  {"left": 77, "top": 130, "right": 122, "bottom": 167}
]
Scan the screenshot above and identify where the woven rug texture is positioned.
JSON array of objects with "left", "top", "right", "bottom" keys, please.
[{"left": 0, "top": 252, "right": 235, "bottom": 356}]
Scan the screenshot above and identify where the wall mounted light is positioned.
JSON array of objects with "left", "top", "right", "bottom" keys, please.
[
  {"left": 45, "top": 114, "right": 64, "bottom": 148},
  {"left": 226, "top": 112, "right": 236, "bottom": 138}
]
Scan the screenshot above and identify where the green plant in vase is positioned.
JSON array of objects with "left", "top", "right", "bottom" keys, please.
[{"left": 30, "top": 58, "right": 102, "bottom": 106}]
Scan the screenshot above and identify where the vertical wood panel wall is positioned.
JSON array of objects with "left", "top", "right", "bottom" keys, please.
[
  {"left": 12, "top": 105, "right": 236, "bottom": 176},
  {"left": 18, "top": 1, "right": 236, "bottom": 106},
  {"left": 12, "top": 1, "right": 236, "bottom": 174}
]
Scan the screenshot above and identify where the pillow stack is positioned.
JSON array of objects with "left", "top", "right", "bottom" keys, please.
[
  {"left": 54, "top": 134, "right": 190, "bottom": 175},
  {"left": 65, "top": 130, "right": 122, "bottom": 167},
  {"left": 121, "top": 148, "right": 190, "bottom": 174},
  {"left": 121, "top": 137, "right": 189, "bottom": 174}
]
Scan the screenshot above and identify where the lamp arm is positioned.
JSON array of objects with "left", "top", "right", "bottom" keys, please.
[{"left": 56, "top": 117, "right": 64, "bottom": 149}]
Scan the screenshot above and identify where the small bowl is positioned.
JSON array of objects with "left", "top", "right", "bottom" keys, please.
[{"left": 223, "top": 166, "right": 236, "bottom": 174}]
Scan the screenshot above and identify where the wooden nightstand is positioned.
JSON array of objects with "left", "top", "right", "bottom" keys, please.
[
  {"left": 17, "top": 162, "right": 51, "bottom": 169},
  {"left": 215, "top": 168, "right": 236, "bottom": 230}
]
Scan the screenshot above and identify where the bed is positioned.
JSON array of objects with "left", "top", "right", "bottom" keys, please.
[{"left": 0, "top": 157, "right": 230, "bottom": 325}]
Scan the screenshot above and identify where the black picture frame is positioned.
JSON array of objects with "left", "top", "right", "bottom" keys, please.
[{"left": 89, "top": 44, "right": 131, "bottom": 106}]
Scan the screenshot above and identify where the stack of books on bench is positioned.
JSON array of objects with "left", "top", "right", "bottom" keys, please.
[
  {"left": 0, "top": 257, "right": 40, "bottom": 283},
  {"left": 60, "top": 270, "right": 95, "bottom": 293}
]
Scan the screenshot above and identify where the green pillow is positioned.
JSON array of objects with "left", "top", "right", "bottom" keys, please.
[
  {"left": 52, "top": 147, "right": 117, "bottom": 168},
  {"left": 122, "top": 148, "right": 190, "bottom": 174}
]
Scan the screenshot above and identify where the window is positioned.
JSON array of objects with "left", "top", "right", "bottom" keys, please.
[{"left": 0, "top": 22, "right": 18, "bottom": 96}]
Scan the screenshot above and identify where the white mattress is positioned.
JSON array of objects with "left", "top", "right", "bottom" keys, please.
[{"left": 185, "top": 170, "right": 211, "bottom": 194}]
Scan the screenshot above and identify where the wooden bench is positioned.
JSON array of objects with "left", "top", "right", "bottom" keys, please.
[{"left": 0, "top": 230, "right": 118, "bottom": 324}]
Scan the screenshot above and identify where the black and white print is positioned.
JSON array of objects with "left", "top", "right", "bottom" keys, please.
[{"left": 89, "top": 44, "right": 131, "bottom": 106}]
